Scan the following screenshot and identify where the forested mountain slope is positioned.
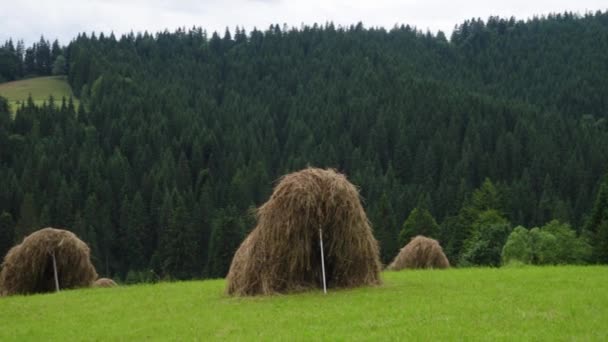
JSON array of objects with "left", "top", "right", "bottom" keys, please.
[{"left": 1, "top": 11, "right": 607, "bottom": 279}]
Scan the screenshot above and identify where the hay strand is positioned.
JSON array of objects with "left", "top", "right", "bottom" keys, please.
[
  {"left": 387, "top": 235, "right": 450, "bottom": 270},
  {"left": 226, "top": 167, "right": 382, "bottom": 296}
]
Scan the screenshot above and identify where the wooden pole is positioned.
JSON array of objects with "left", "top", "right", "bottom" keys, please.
[
  {"left": 52, "top": 251, "right": 60, "bottom": 292},
  {"left": 319, "top": 228, "right": 327, "bottom": 294}
]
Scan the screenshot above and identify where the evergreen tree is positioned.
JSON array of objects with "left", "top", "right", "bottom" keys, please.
[
  {"left": 126, "top": 192, "right": 148, "bottom": 271},
  {"left": 2, "top": 13, "right": 608, "bottom": 280},
  {"left": 0, "top": 211, "right": 15, "bottom": 258},
  {"left": 206, "top": 207, "right": 244, "bottom": 278},
  {"left": 459, "top": 210, "right": 511, "bottom": 266},
  {"left": 368, "top": 192, "right": 396, "bottom": 264},
  {"left": 52, "top": 55, "right": 66, "bottom": 75},
  {"left": 157, "top": 192, "right": 200, "bottom": 279},
  {"left": 15, "top": 193, "right": 38, "bottom": 239},
  {"left": 585, "top": 175, "right": 608, "bottom": 263},
  {"left": 398, "top": 207, "right": 440, "bottom": 247}
]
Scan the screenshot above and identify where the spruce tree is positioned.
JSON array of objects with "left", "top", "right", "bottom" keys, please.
[
  {"left": 0, "top": 211, "right": 15, "bottom": 258},
  {"left": 398, "top": 207, "right": 440, "bottom": 247}
]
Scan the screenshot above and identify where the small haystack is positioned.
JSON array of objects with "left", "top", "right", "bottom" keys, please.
[
  {"left": 93, "top": 278, "right": 117, "bottom": 288},
  {"left": 226, "top": 167, "right": 382, "bottom": 296},
  {"left": 0, "top": 228, "right": 98, "bottom": 296},
  {"left": 387, "top": 235, "right": 450, "bottom": 270}
]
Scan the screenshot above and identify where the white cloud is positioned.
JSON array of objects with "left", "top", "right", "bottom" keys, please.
[{"left": 0, "top": 0, "right": 606, "bottom": 45}]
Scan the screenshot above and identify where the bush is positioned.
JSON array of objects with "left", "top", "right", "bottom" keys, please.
[
  {"left": 501, "top": 226, "right": 532, "bottom": 264},
  {"left": 501, "top": 220, "right": 591, "bottom": 265},
  {"left": 543, "top": 220, "right": 591, "bottom": 264},
  {"left": 125, "top": 269, "right": 159, "bottom": 284},
  {"left": 459, "top": 210, "right": 511, "bottom": 266},
  {"left": 529, "top": 227, "right": 559, "bottom": 264}
]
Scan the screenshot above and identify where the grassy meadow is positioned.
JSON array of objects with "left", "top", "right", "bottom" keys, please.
[
  {"left": 0, "top": 76, "right": 78, "bottom": 115},
  {"left": 0, "top": 266, "right": 606, "bottom": 340}
]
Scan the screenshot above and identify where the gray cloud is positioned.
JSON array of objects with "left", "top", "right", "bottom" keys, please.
[{"left": 1, "top": 0, "right": 606, "bottom": 45}]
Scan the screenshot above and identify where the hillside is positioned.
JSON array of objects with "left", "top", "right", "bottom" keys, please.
[
  {"left": 1, "top": 12, "right": 608, "bottom": 280},
  {"left": 0, "top": 76, "right": 78, "bottom": 114},
  {"left": 0, "top": 267, "right": 607, "bottom": 340}
]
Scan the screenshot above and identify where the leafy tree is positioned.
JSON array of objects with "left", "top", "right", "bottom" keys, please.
[
  {"left": 502, "top": 220, "right": 591, "bottom": 265},
  {"left": 501, "top": 226, "right": 533, "bottom": 265},
  {"left": 529, "top": 227, "right": 559, "bottom": 264},
  {"left": 443, "top": 178, "right": 504, "bottom": 263},
  {"left": 459, "top": 210, "right": 511, "bottom": 266},
  {"left": 543, "top": 220, "right": 591, "bottom": 264}
]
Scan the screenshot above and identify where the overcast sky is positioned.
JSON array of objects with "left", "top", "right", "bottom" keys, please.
[{"left": 2, "top": 0, "right": 606, "bottom": 45}]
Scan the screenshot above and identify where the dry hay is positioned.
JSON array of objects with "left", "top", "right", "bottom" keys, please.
[
  {"left": 93, "top": 278, "right": 117, "bottom": 288},
  {"left": 387, "top": 235, "right": 450, "bottom": 270},
  {"left": 0, "top": 228, "right": 98, "bottom": 296},
  {"left": 226, "top": 167, "right": 382, "bottom": 296}
]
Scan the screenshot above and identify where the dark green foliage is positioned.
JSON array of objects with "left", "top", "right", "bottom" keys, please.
[
  {"left": 398, "top": 208, "right": 440, "bottom": 247},
  {"left": 0, "top": 211, "right": 15, "bottom": 258},
  {"left": 459, "top": 210, "right": 511, "bottom": 266},
  {"left": 52, "top": 55, "right": 66, "bottom": 75},
  {"left": 585, "top": 176, "right": 608, "bottom": 263},
  {"left": 154, "top": 191, "right": 201, "bottom": 279},
  {"left": 15, "top": 193, "right": 38, "bottom": 240},
  {"left": 542, "top": 221, "right": 592, "bottom": 264},
  {"left": 469, "top": 179, "right": 502, "bottom": 214},
  {"left": 501, "top": 226, "right": 533, "bottom": 264},
  {"left": 0, "top": 37, "right": 59, "bottom": 79},
  {"left": 206, "top": 207, "right": 244, "bottom": 278},
  {"left": 442, "top": 179, "right": 505, "bottom": 264},
  {"left": 502, "top": 221, "right": 591, "bottom": 265},
  {"left": 594, "top": 221, "right": 608, "bottom": 263},
  {"left": 372, "top": 192, "right": 398, "bottom": 264},
  {"left": 124, "top": 192, "right": 149, "bottom": 272},
  {"left": 0, "top": 40, "right": 22, "bottom": 81},
  {"left": 1, "top": 12, "right": 608, "bottom": 279}
]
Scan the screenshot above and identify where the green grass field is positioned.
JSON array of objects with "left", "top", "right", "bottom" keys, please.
[
  {"left": 1, "top": 266, "right": 606, "bottom": 340},
  {"left": 0, "top": 76, "right": 79, "bottom": 115}
]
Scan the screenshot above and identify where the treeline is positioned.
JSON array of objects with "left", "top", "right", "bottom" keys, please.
[
  {"left": 0, "top": 37, "right": 66, "bottom": 82},
  {"left": 1, "top": 11, "right": 608, "bottom": 281},
  {"left": 400, "top": 177, "right": 608, "bottom": 267}
]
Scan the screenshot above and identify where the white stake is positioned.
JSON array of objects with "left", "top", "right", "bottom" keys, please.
[
  {"left": 52, "top": 251, "right": 60, "bottom": 292},
  {"left": 319, "top": 228, "right": 327, "bottom": 294}
]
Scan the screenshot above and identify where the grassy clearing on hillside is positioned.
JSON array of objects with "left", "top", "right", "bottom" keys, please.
[
  {"left": 0, "top": 266, "right": 606, "bottom": 340},
  {"left": 0, "top": 76, "right": 79, "bottom": 114}
]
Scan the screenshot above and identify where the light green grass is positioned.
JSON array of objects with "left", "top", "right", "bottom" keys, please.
[
  {"left": 0, "top": 76, "right": 79, "bottom": 115},
  {"left": 0, "top": 266, "right": 607, "bottom": 340}
]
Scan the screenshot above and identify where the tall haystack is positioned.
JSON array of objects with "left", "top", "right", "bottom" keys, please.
[
  {"left": 0, "top": 228, "right": 98, "bottom": 296},
  {"left": 226, "top": 168, "right": 382, "bottom": 296},
  {"left": 387, "top": 235, "right": 450, "bottom": 270},
  {"left": 93, "top": 278, "right": 118, "bottom": 288}
]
